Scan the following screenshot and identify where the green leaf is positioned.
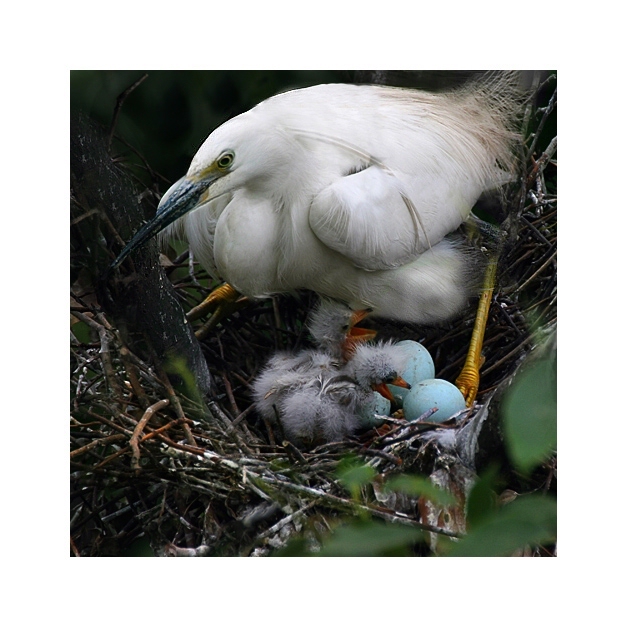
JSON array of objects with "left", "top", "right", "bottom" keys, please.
[
  {"left": 163, "top": 353, "right": 204, "bottom": 405},
  {"left": 385, "top": 474, "right": 456, "bottom": 506},
  {"left": 336, "top": 455, "right": 376, "bottom": 500},
  {"left": 71, "top": 320, "right": 92, "bottom": 345},
  {"left": 465, "top": 465, "right": 501, "bottom": 529},
  {"left": 122, "top": 536, "right": 155, "bottom": 557},
  {"left": 447, "top": 493, "right": 557, "bottom": 557},
  {"left": 272, "top": 537, "right": 310, "bottom": 557},
  {"left": 315, "top": 520, "right": 423, "bottom": 557},
  {"left": 502, "top": 355, "right": 557, "bottom": 473}
]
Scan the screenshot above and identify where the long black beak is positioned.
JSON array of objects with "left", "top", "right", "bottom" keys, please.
[{"left": 107, "top": 176, "right": 213, "bottom": 275}]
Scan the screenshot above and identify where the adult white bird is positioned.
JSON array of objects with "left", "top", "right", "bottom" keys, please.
[{"left": 109, "top": 73, "right": 522, "bottom": 327}]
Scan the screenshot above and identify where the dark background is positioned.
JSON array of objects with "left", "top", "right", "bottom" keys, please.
[{"left": 70, "top": 70, "right": 500, "bottom": 186}]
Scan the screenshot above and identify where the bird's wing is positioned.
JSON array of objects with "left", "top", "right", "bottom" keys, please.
[{"left": 309, "top": 164, "right": 435, "bottom": 271}]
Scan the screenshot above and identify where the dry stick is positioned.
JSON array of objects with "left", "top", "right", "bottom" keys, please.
[
  {"left": 221, "top": 372, "right": 241, "bottom": 416},
  {"left": 85, "top": 408, "right": 135, "bottom": 436},
  {"left": 526, "top": 87, "right": 557, "bottom": 162},
  {"left": 70, "top": 433, "right": 127, "bottom": 459},
  {"left": 255, "top": 501, "right": 318, "bottom": 541},
  {"left": 71, "top": 310, "right": 125, "bottom": 402},
  {"left": 527, "top": 137, "right": 558, "bottom": 193},
  {"left": 272, "top": 297, "right": 283, "bottom": 350},
  {"left": 154, "top": 364, "right": 198, "bottom": 448},
  {"left": 119, "top": 346, "right": 151, "bottom": 407},
  {"left": 231, "top": 404, "right": 256, "bottom": 427},
  {"left": 208, "top": 401, "right": 256, "bottom": 456},
  {"left": 70, "top": 536, "right": 81, "bottom": 557},
  {"left": 130, "top": 399, "right": 170, "bottom": 471},
  {"left": 515, "top": 250, "right": 557, "bottom": 294},
  {"left": 257, "top": 473, "right": 460, "bottom": 538},
  {"left": 481, "top": 339, "right": 528, "bottom": 377},
  {"left": 154, "top": 432, "right": 210, "bottom": 456},
  {"left": 92, "top": 417, "right": 190, "bottom": 469},
  {"left": 70, "top": 208, "right": 99, "bottom": 226},
  {"left": 213, "top": 366, "right": 260, "bottom": 446},
  {"left": 108, "top": 73, "right": 148, "bottom": 149}
]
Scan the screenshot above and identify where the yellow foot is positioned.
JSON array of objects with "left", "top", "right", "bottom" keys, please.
[
  {"left": 187, "top": 283, "right": 240, "bottom": 321},
  {"left": 455, "top": 259, "right": 497, "bottom": 407},
  {"left": 186, "top": 283, "right": 247, "bottom": 339},
  {"left": 455, "top": 355, "right": 486, "bottom": 407}
]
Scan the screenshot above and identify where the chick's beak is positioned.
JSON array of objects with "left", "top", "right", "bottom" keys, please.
[
  {"left": 373, "top": 376, "right": 410, "bottom": 403},
  {"left": 350, "top": 308, "right": 372, "bottom": 326},
  {"left": 342, "top": 326, "right": 378, "bottom": 360},
  {"left": 341, "top": 308, "right": 376, "bottom": 359}
]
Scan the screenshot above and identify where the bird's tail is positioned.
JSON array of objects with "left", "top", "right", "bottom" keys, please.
[{"left": 452, "top": 70, "right": 531, "bottom": 180}]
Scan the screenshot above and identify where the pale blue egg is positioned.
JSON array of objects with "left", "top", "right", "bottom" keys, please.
[
  {"left": 403, "top": 378, "right": 466, "bottom": 423},
  {"left": 358, "top": 392, "right": 391, "bottom": 428},
  {"left": 388, "top": 340, "right": 435, "bottom": 404}
]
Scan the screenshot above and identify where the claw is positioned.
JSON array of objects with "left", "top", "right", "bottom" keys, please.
[
  {"left": 185, "top": 283, "right": 247, "bottom": 339},
  {"left": 186, "top": 283, "right": 241, "bottom": 322}
]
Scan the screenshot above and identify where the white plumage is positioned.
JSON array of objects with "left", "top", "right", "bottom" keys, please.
[{"left": 111, "top": 74, "right": 522, "bottom": 325}]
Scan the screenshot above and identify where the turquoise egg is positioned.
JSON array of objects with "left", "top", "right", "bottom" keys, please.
[
  {"left": 388, "top": 340, "right": 435, "bottom": 404},
  {"left": 403, "top": 378, "right": 466, "bottom": 423},
  {"left": 358, "top": 392, "right": 391, "bottom": 428}
]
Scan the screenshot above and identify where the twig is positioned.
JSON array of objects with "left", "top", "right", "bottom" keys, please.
[
  {"left": 230, "top": 404, "right": 256, "bottom": 427},
  {"left": 515, "top": 250, "right": 557, "bottom": 293},
  {"left": 70, "top": 433, "right": 126, "bottom": 459},
  {"left": 108, "top": 73, "right": 148, "bottom": 149},
  {"left": 130, "top": 399, "right": 170, "bottom": 471},
  {"left": 154, "top": 363, "right": 198, "bottom": 448},
  {"left": 71, "top": 310, "right": 124, "bottom": 402},
  {"left": 255, "top": 501, "right": 318, "bottom": 541},
  {"left": 92, "top": 417, "right": 191, "bottom": 469},
  {"left": 256, "top": 472, "right": 460, "bottom": 538},
  {"left": 526, "top": 87, "right": 557, "bottom": 161},
  {"left": 70, "top": 535, "right": 81, "bottom": 557},
  {"left": 119, "top": 346, "right": 151, "bottom": 407}
]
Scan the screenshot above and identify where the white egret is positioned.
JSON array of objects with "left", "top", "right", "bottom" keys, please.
[{"left": 109, "top": 73, "right": 524, "bottom": 403}]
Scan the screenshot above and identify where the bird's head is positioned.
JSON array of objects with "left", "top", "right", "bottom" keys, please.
[
  {"left": 347, "top": 341, "right": 410, "bottom": 402},
  {"left": 307, "top": 299, "right": 376, "bottom": 360},
  {"left": 107, "top": 112, "right": 300, "bottom": 274}
]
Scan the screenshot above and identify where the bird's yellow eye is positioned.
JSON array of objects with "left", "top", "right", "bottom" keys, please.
[{"left": 217, "top": 152, "right": 234, "bottom": 170}]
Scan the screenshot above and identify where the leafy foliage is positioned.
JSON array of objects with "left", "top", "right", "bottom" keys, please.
[
  {"left": 503, "top": 349, "right": 557, "bottom": 474},
  {"left": 446, "top": 493, "right": 557, "bottom": 557}
]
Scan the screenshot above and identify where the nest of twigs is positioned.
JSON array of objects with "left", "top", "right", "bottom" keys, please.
[{"left": 70, "top": 74, "right": 556, "bottom": 557}]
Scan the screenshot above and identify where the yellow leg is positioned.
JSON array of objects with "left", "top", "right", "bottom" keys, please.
[
  {"left": 186, "top": 283, "right": 247, "bottom": 339},
  {"left": 455, "top": 259, "right": 497, "bottom": 406}
]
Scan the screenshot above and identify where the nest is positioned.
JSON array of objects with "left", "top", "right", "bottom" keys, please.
[{"left": 70, "top": 74, "right": 556, "bottom": 557}]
